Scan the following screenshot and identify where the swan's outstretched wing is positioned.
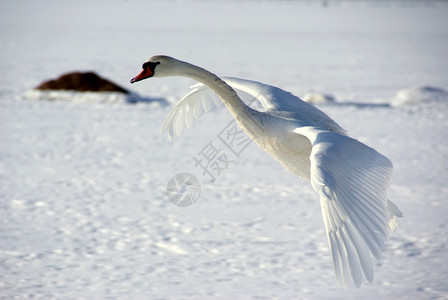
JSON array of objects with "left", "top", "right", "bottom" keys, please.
[
  {"left": 223, "top": 77, "right": 304, "bottom": 111},
  {"left": 161, "top": 79, "right": 266, "bottom": 138},
  {"left": 161, "top": 83, "right": 223, "bottom": 138},
  {"left": 162, "top": 77, "right": 344, "bottom": 137},
  {"left": 293, "top": 126, "right": 397, "bottom": 288},
  {"left": 223, "top": 77, "right": 345, "bottom": 134}
]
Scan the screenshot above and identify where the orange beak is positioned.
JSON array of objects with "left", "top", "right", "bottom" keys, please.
[{"left": 130, "top": 68, "right": 153, "bottom": 83}]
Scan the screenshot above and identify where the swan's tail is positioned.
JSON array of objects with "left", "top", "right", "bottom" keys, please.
[{"left": 387, "top": 199, "right": 403, "bottom": 232}]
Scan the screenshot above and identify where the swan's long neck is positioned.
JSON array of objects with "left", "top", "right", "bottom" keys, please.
[{"left": 175, "top": 60, "right": 252, "bottom": 117}]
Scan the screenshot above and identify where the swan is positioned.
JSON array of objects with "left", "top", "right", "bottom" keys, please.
[{"left": 130, "top": 55, "right": 402, "bottom": 288}]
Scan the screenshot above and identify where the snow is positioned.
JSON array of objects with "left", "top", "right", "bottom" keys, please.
[
  {"left": 303, "top": 92, "right": 336, "bottom": 103},
  {"left": 1, "top": 0, "right": 448, "bottom": 299},
  {"left": 23, "top": 89, "right": 167, "bottom": 105},
  {"left": 391, "top": 86, "right": 448, "bottom": 106}
]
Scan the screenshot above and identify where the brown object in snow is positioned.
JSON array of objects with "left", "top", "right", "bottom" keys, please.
[{"left": 36, "top": 71, "right": 129, "bottom": 94}]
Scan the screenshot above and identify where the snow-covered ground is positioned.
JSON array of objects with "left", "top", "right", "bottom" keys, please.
[{"left": 1, "top": 0, "right": 448, "bottom": 299}]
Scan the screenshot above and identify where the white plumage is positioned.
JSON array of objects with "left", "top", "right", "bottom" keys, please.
[{"left": 131, "top": 56, "right": 402, "bottom": 288}]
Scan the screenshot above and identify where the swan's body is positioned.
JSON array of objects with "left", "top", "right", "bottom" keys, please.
[{"left": 131, "top": 55, "right": 402, "bottom": 288}]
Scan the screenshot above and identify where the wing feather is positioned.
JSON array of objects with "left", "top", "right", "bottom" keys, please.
[
  {"left": 294, "top": 126, "right": 396, "bottom": 288},
  {"left": 161, "top": 77, "right": 345, "bottom": 138},
  {"left": 161, "top": 83, "right": 222, "bottom": 138},
  {"left": 223, "top": 77, "right": 346, "bottom": 134}
]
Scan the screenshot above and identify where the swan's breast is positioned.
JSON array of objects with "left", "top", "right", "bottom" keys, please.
[
  {"left": 243, "top": 115, "right": 313, "bottom": 181},
  {"left": 265, "top": 132, "right": 312, "bottom": 181}
]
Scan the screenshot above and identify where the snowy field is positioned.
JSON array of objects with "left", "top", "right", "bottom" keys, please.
[{"left": 1, "top": 0, "right": 448, "bottom": 299}]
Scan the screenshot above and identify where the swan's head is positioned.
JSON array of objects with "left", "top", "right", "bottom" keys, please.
[{"left": 130, "top": 55, "right": 180, "bottom": 83}]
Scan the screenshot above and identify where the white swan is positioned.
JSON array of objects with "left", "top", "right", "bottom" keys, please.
[{"left": 131, "top": 55, "right": 402, "bottom": 288}]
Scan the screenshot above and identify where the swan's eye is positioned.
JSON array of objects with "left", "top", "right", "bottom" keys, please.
[{"left": 142, "top": 61, "right": 160, "bottom": 70}]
